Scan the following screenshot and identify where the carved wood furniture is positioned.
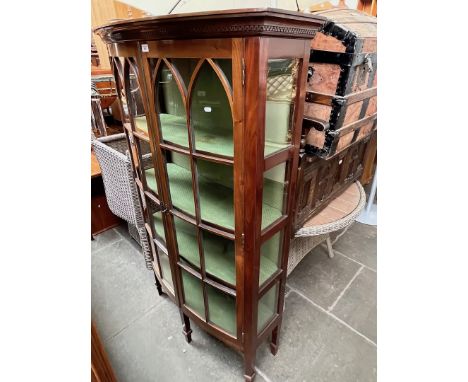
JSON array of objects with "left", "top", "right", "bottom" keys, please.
[
  {"left": 303, "top": 8, "right": 377, "bottom": 159},
  {"left": 294, "top": 135, "right": 370, "bottom": 231},
  {"left": 95, "top": 9, "right": 325, "bottom": 381},
  {"left": 293, "top": 8, "right": 377, "bottom": 229}
]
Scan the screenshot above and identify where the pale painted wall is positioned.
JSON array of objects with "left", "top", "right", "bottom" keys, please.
[{"left": 122, "top": 0, "right": 359, "bottom": 16}]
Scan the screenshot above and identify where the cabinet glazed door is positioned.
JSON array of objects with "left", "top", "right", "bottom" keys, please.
[{"left": 140, "top": 40, "right": 243, "bottom": 345}]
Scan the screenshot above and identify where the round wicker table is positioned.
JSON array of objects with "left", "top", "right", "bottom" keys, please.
[{"left": 288, "top": 181, "right": 366, "bottom": 276}]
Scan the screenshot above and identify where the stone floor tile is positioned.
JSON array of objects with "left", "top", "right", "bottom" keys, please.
[
  {"left": 92, "top": 238, "right": 163, "bottom": 341},
  {"left": 333, "top": 222, "right": 377, "bottom": 270},
  {"left": 256, "top": 291, "right": 377, "bottom": 382},
  {"left": 91, "top": 228, "right": 121, "bottom": 251},
  {"left": 105, "top": 300, "right": 267, "bottom": 382},
  {"left": 331, "top": 268, "right": 377, "bottom": 343},
  {"left": 287, "top": 245, "right": 361, "bottom": 310}
]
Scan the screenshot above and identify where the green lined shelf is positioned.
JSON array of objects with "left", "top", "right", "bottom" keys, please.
[
  {"left": 206, "top": 284, "right": 236, "bottom": 335},
  {"left": 171, "top": 216, "right": 236, "bottom": 285},
  {"left": 181, "top": 270, "right": 205, "bottom": 317},
  {"left": 135, "top": 115, "right": 286, "bottom": 157},
  {"left": 165, "top": 162, "right": 282, "bottom": 230},
  {"left": 167, "top": 163, "right": 196, "bottom": 216}
]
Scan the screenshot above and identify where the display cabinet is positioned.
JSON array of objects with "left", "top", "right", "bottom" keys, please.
[{"left": 95, "top": 9, "right": 324, "bottom": 380}]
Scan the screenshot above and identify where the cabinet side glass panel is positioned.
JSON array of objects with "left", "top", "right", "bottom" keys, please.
[
  {"left": 262, "top": 162, "right": 287, "bottom": 229},
  {"left": 127, "top": 61, "right": 149, "bottom": 137},
  {"left": 159, "top": 253, "right": 173, "bottom": 289},
  {"left": 259, "top": 231, "right": 282, "bottom": 286},
  {"left": 264, "top": 59, "right": 299, "bottom": 157},
  {"left": 257, "top": 282, "right": 279, "bottom": 333},
  {"left": 152, "top": 210, "right": 166, "bottom": 245}
]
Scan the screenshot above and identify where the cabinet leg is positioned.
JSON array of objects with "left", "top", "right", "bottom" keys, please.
[
  {"left": 153, "top": 273, "right": 163, "bottom": 296},
  {"left": 181, "top": 313, "right": 192, "bottom": 343},
  {"left": 244, "top": 352, "right": 256, "bottom": 381},
  {"left": 270, "top": 325, "right": 280, "bottom": 355},
  {"left": 244, "top": 366, "right": 256, "bottom": 381}
]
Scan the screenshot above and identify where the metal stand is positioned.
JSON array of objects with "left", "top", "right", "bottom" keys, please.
[{"left": 356, "top": 168, "right": 377, "bottom": 226}]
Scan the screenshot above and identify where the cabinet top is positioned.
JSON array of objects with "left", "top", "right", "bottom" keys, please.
[{"left": 95, "top": 8, "right": 326, "bottom": 43}]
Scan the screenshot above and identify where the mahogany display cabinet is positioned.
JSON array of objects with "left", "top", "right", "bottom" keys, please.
[{"left": 95, "top": 9, "right": 325, "bottom": 381}]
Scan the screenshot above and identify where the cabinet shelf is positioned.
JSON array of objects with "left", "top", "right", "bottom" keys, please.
[
  {"left": 176, "top": 220, "right": 236, "bottom": 285},
  {"left": 166, "top": 163, "right": 282, "bottom": 230},
  {"left": 134, "top": 115, "right": 287, "bottom": 158}
]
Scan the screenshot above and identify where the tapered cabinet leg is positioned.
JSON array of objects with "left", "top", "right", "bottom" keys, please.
[
  {"left": 153, "top": 273, "right": 163, "bottom": 296},
  {"left": 270, "top": 325, "right": 280, "bottom": 355},
  {"left": 244, "top": 362, "right": 256, "bottom": 382},
  {"left": 181, "top": 313, "right": 192, "bottom": 343}
]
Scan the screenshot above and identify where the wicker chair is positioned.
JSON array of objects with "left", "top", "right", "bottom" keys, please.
[
  {"left": 288, "top": 181, "right": 366, "bottom": 276},
  {"left": 91, "top": 133, "right": 154, "bottom": 270}
]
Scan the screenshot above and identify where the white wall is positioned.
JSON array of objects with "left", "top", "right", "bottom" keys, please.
[{"left": 122, "top": 0, "right": 359, "bottom": 16}]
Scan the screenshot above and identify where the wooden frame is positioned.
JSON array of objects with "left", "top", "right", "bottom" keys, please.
[{"left": 95, "top": 9, "right": 325, "bottom": 381}]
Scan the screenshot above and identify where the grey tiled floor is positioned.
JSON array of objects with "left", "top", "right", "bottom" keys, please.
[{"left": 92, "top": 222, "right": 377, "bottom": 382}]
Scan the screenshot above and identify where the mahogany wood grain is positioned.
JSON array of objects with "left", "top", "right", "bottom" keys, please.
[
  {"left": 91, "top": 151, "right": 101, "bottom": 178},
  {"left": 360, "top": 130, "right": 377, "bottom": 186},
  {"left": 91, "top": 322, "right": 117, "bottom": 382},
  {"left": 98, "top": 10, "right": 326, "bottom": 381}
]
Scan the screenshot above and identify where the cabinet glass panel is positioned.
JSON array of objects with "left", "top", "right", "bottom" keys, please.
[
  {"left": 262, "top": 162, "right": 287, "bottom": 229},
  {"left": 197, "top": 159, "right": 234, "bottom": 230},
  {"left": 257, "top": 282, "right": 279, "bottom": 333},
  {"left": 165, "top": 152, "right": 196, "bottom": 217},
  {"left": 173, "top": 216, "right": 200, "bottom": 268},
  {"left": 155, "top": 61, "right": 188, "bottom": 148},
  {"left": 202, "top": 230, "right": 236, "bottom": 286},
  {"left": 170, "top": 58, "right": 199, "bottom": 90},
  {"left": 144, "top": 167, "right": 158, "bottom": 195},
  {"left": 113, "top": 57, "right": 130, "bottom": 120},
  {"left": 264, "top": 59, "right": 298, "bottom": 157},
  {"left": 152, "top": 210, "right": 166, "bottom": 245},
  {"left": 128, "top": 62, "right": 148, "bottom": 136},
  {"left": 191, "top": 60, "right": 233, "bottom": 157},
  {"left": 259, "top": 231, "right": 282, "bottom": 286},
  {"left": 181, "top": 269, "right": 205, "bottom": 317},
  {"left": 159, "top": 253, "right": 173, "bottom": 289},
  {"left": 206, "top": 284, "right": 236, "bottom": 336}
]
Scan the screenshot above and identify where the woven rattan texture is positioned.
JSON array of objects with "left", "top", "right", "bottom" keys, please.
[
  {"left": 92, "top": 133, "right": 153, "bottom": 269},
  {"left": 287, "top": 234, "right": 328, "bottom": 276},
  {"left": 295, "top": 181, "right": 366, "bottom": 238}
]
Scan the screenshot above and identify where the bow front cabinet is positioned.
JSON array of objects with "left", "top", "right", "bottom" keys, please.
[{"left": 95, "top": 9, "right": 325, "bottom": 380}]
